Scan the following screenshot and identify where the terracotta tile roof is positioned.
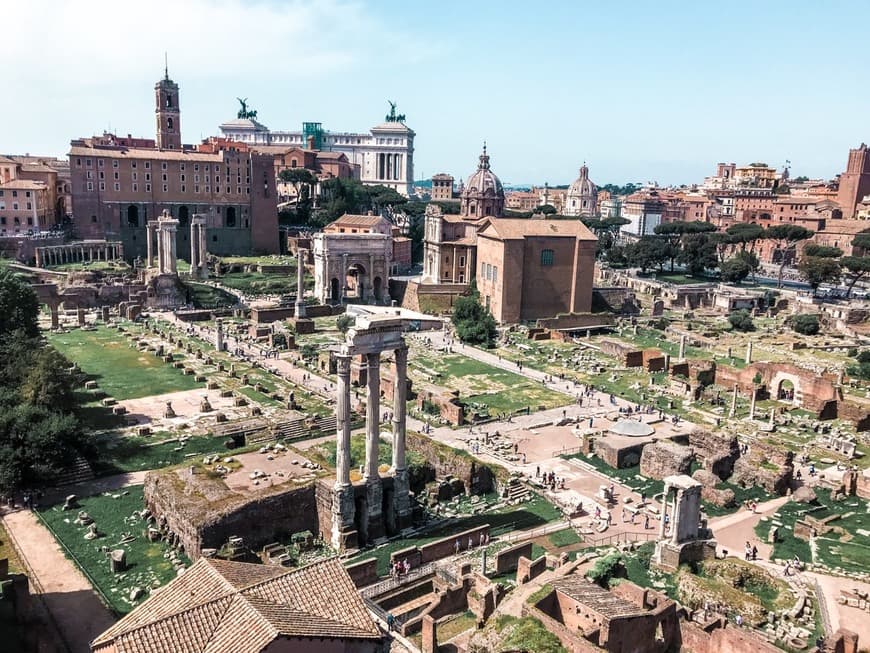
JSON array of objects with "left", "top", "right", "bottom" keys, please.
[
  {"left": 93, "top": 557, "right": 380, "bottom": 652},
  {"left": 0, "top": 179, "right": 49, "bottom": 190},
  {"left": 477, "top": 217, "right": 597, "bottom": 241},
  {"left": 330, "top": 213, "right": 387, "bottom": 227}
]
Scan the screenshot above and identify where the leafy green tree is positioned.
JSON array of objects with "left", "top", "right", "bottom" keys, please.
[
  {"left": 725, "top": 223, "right": 764, "bottom": 253},
  {"left": 625, "top": 236, "right": 670, "bottom": 273},
  {"left": 847, "top": 349, "right": 870, "bottom": 380},
  {"left": 842, "top": 230, "right": 870, "bottom": 297},
  {"left": 0, "top": 269, "right": 40, "bottom": 338},
  {"left": 803, "top": 244, "right": 843, "bottom": 259},
  {"left": 535, "top": 204, "right": 557, "bottom": 215},
  {"left": 678, "top": 232, "right": 718, "bottom": 276},
  {"left": 336, "top": 314, "right": 354, "bottom": 333},
  {"left": 790, "top": 313, "right": 820, "bottom": 335},
  {"left": 21, "top": 348, "right": 77, "bottom": 413},
  {"left": 798, "top": 256, "right": 841, "bottom": 294},
  {"left": 763, "top": 224, "right": 813, "bottom": 287},
  {"left": 451, "top": 284, "right": 497, "bottom": 347},
  {"left": 720, "top": 256, "right": 751, "bottom": 284},
  {"left": 654, "top": 221, "right": 716, "bottom": 272},
  {"left": 728, "top": 309, "right": 755, "bottom": 332}
]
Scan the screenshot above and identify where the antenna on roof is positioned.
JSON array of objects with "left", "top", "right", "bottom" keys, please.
[{"left": 164, "top": 52, "right": 169, "bottom": 80}]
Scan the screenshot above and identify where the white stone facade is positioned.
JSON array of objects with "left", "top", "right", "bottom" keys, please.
[
  {"left": 218, "top": 115, "right": 414, "bottom": 196},
  {"left": 312, "top": 232, "right": 392, "bottom": 304}
]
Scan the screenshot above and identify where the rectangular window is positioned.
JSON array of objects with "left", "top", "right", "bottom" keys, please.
[
  {"left": 146, "top": 183, "right": 151, "bottom": 192},
  {"left": 180, "top": 174, "right": 185, "bottom": 182},
  {"left": 181, "top": 185, "right": 186, "bottom": 193},
  {"left": 194, "top": 175, "right": 200, "bottom": 182},
  {"left": 162, "top": 174, "right": 167, "bottom": 182},
  {"left": 163, "top": 184, "right": 168, "bottom": 192},
  {"left": 131, "top": 161, "right": 137, "bottom": 168},
  {"left": 180, "top": 163, "right": 185, "bottom": 171},
  {"left": 194, "top": 164, "right": 199, "bottom": 171},
  {"left": 195, "top": 185, "right": 200, "bottom": 193},
  {"left": 76, "top": 158, "right": 82, "bottom": 167},
  {"left": 161, "top": 162, "right": 167, "bottom": 170},
  {"left": 87, "top": 181, "right": 94, "bottom": 191},
  {"left": 493, "top": 267, "right": 497, "bottom": 283},
  {"left": 99, "top": 182, "right": 105, "bottom": 191},
  {"left": 113, "top": 171, "right": 119, "bottom": 180},
  {"left": 205, "top": 186, "right": 210, "bottom": 193},
  {"left": 99, "top": 171, "right": 105, "bottom": 180},
  {"left": 133, "top": 183, "right": 138, "bottom": 192},
  {"left": 541, "top": 249, "right": 555, "bottom": 266},
  {"left": 112, "top": 160, "right": 119, "bottom": 168},
  {"left": 12, "top": 203, "right": 18, "bottom": 210},
  {"left": 145, "top": 173, "right": 151, "bottom": 181},
  {"left": 26, "top": 202, "right": 32, "bottom": 210},
  {"left": 86, "top": 159, "right": 92, "bottom": 167},
  {"left": 132, "top": 172, "right": 138, "bottom": 181},
  {"left": 98, "top": 159, "right": 104, "bottom": 167},
  {"left": 114, "top": 183, "right": 120, "bottom": 191},
  {"left": 144, "top": 161, "right": 151, "bottom": 169}
]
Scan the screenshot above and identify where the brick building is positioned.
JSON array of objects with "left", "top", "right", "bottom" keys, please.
[
  {"left": 69, "top": 69, "right": 279, "bottom": 260},
  {"left": 0, "top": 155, "right": 70, "bottom": 231},
  {"left": 837, "top": 143, "right": 870, "bottom": 218},
  {"left": 430, "top": 173, "right": 454, "bottom": 201},
  {"left": 0, "top": 179, "right": 51, "bottom": 235},
  {"left": 91, "top": 557, "right": 382, "bottom": 653},
  {"left": 475, "top": 218, "right": 597, "bottom": 322}
]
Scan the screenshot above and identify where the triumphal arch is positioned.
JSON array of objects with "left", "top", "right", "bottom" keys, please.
[
  {"left": 331, "top": 314, "right": 412, "bottom": 550},
  {"left": 312, "top": 231, "right": 392, "bottom": 305}
]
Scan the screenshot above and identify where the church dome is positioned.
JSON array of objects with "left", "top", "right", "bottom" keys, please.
[
  {"left": 564, "top": 163, "right": 598, "bottom": 217},
  {"left": 460, "top": 144, "right": 505, "bottom": 218}
]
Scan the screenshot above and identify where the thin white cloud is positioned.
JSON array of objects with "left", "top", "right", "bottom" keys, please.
[{"left": 1, "top": 0, "right": 428, "bottom": 87}]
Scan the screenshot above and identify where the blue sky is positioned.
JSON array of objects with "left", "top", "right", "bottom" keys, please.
[{"left": 2, "top": 0, "right": 867, "bottom": 186}]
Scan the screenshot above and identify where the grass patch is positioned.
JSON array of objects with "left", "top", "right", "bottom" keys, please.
[
  {"left": 216, "top": 271, "right": 297, "bottom": 296},
  {"left": 0, "top": 522, "right": 24, "bottom": 574},
  {"left": 90, "top": 432, "right": 236, "bottom": 475},
  {"left": 701, "top": 482, "right": 775, "bottom": 517},
  {"left": 37, "top": 485, "right": 188, "bottom": 615},
  {"left": 410, "top": 352, "right": 571, "bottom": 416},
  {"left": 437, "top": 611, "right": 477, "bottom": 644},
  {"left": 352, "top": 493, "right": 563, "bottom": 575},
  {"left": 498, "top": 615, "right": 566, "bottom": 653},
  {"left": 186, "top": 282, "right": 238, "bottom": 308},
  {"left": 47, "top": 327, "right": 201, "bottom": 400},
  {"left": 547, "top": 528, "right": 581, "bottom": 548}
]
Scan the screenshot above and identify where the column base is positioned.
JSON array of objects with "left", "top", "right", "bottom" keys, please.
[
  {"left": 392, "top": 469, "right": 413, "bottom": 530},
  {"left": 365, "top": 479, "right": 385, "bottom": 542},
  {"left": 331, "top": 484, "right": 357, "bottom": 551}
]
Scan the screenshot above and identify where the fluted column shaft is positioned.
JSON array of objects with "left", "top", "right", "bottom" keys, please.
[
  {"left": 335, "top": 354, "right": 352, "bottom": 488},
  {"left": 364, "top": 353, "right": 381, "bottom": 482},
  {"left": 392, "top": 346, "right": 408, "bottom": 472}
]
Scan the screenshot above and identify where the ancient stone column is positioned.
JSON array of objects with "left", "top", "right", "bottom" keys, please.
[
  {"left": 50, "top": 306, "right": 59, "bottom": 329},
  {"left": 335, "top": 354, "right": 353, "bottom": 488},
  {"left": 295, "top": 249, "right": 307, "bottom": 318},
  {"left": 199, "top": 223, "right": 207, "bottom": 277},
  {"left": 167, "top": 223, "right": 178, "bottom": 275},
  {"left": 678, "top": 335, "right": 686, "bottom": 359},
  {"left": 749, "top": 389, "right": 757, "bottom": 420},
  {"left": 190, "top": 221, "right": 198, "bottom": 276},
  {"left": 391, "top": 345, "right": 408, "bottom": 473},
  {"left": 745, "top": 341, "right": 753, "bottom": 365},
  {"left": 364, "top": 353, "right": 381, "bottom": 482},
  {"left": 658, "top": 485, "right": 669, "bottom": 539},
  {"left": 215, "top": 319, "right": 224, "bottom": 352},
  {"left": 671, "top": 489, "right": 684, "bottom": 545},
  {"left": 729, "top": 384, "right": 738, "bottom": 418},
  {"left": 35, "top": 248, "right": 42, "bottom": 268}
]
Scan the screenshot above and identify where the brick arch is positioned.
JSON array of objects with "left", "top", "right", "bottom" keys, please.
[{"left": 770, "top": 370, "right": 802, "bottom": 405}]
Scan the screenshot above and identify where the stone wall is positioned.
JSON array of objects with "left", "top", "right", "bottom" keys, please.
[
  {"left": 730, "top": 442, "right": 793, "bottom": 495},
  {"left": 389, "top": 524, "right": 490, "bottom": 570},
  {"left": 494, "top": 541, "right": 533, "bottom": 574},
  {"left": 406, "top": 431, "right": 503, "bottom": 494},
  {"left": 516, "top": 555, "right": 547, "bottom": 585},
  {"left": 599, "top": 339, "right": 643, "bottom": 367},
  {"left": 680, "top": 621, "right": 784, "bottom": 653},
  {"left": 345, "top": 558, "right": 378, "bottom": 588},
  {"left": 595, "top": 438, "right": 646, "bottom": 469},
  {"left": 535, "top": 313, "right": 617, "bottom": 330},
  {"left": 640, "top": 440, "right": 693, "bottom": 480},
  {"left": 251, "top": 304, "right": 340, "bottom": 324},
  {"left": 688, "top": 429, "right": 739, "bottom": 480},
  {"left": 144, "top": 471, "right": 319, "bottom": 558}
]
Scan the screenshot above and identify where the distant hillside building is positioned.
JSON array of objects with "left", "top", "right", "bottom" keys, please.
[
  {"left": 0, "top": 154, "right": 70, "bottom": 234},
  {"left": 69, "top": 69, "right": 279, "bottom": 259},
  {"left": 219, "top": 102, "right": 415, "bottom": 196}
]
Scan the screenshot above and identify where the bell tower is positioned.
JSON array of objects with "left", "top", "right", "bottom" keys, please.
[{"left": 155, "top": 58, "right": 181, "bottom": 150}]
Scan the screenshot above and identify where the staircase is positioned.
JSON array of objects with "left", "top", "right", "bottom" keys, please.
[
  {"left": 505, "top": 477, "right": 531, "bottom": 503},
  {"left": 54, "top": 455, "right": 96, "bottom": 487}
]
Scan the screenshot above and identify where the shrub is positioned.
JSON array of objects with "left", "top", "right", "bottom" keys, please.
[
  {"left": 336, "top": 314, "right": 354, "bottom": 333},
  {"left": 728, "top": 309, "right": 755, "bottom": 332},
  {"left": 790, "top": 313, "right": 819, "bottom": 335}
]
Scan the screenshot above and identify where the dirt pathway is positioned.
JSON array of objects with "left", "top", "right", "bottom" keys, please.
[{"left": 2, "top": 509, "right": 116, "bottom": 653}]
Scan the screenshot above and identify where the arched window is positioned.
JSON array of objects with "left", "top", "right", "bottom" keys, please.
[
  {"left": 166, "top": 95, "right": 173, "bottom": 108},
  {"left": 167, "top": 117, "right": 174, "bottom": 130},
  {"left": 178, "top": 205, "right": 189, "bottom": 226},
  {"left": 541, "top": 249, "right": 554, "bottom": 266},
  {"left": 127, "top": 205, "right": 139, "bottom": 227},
  {"left": 225, "top": 206, "right": 236, "bottom": 227}
]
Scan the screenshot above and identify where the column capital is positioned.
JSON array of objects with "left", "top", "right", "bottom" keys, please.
[{"left": 336, "top": 352, "right": 352, "bottom": 375}]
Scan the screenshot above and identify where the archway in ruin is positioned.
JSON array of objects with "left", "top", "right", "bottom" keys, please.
[{"left": 345, "top": 263, "right": 366, "bottom": 300}]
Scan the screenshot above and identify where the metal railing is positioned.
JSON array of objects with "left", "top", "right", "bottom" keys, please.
[
  {"left": 578, "top": 530, "right": 657, "bottom": 547},
  {"left": 360, "top": 561, "right": 436, "bottom": 599}
]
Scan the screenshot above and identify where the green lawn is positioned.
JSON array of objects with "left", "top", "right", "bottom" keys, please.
[
  {"left": 353, "top": 493, "right": 563, "bottom": 575},
  {"left": 37, "top": 485, "right": 188, "bottom": 615},
  {"left": 186, "top": 282, "right": 238, "bottom": 308},
  {"left": 90, "top": 432, "right": 237, "bottom": 475},
  {"left": 47, "top": 327, "right": 200, "bottom": 400},
  {"left": 217, "top": 271, "right": 298, "bottom": 296},
  {"left": 411, "top": 352, "right": 571, "bottom": 416},
  {"left": 754, "top": 489, "right": 870, "bottom": 570},
  {"left": 547, "top": 528, "right": 581, "bottom": 548}
]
